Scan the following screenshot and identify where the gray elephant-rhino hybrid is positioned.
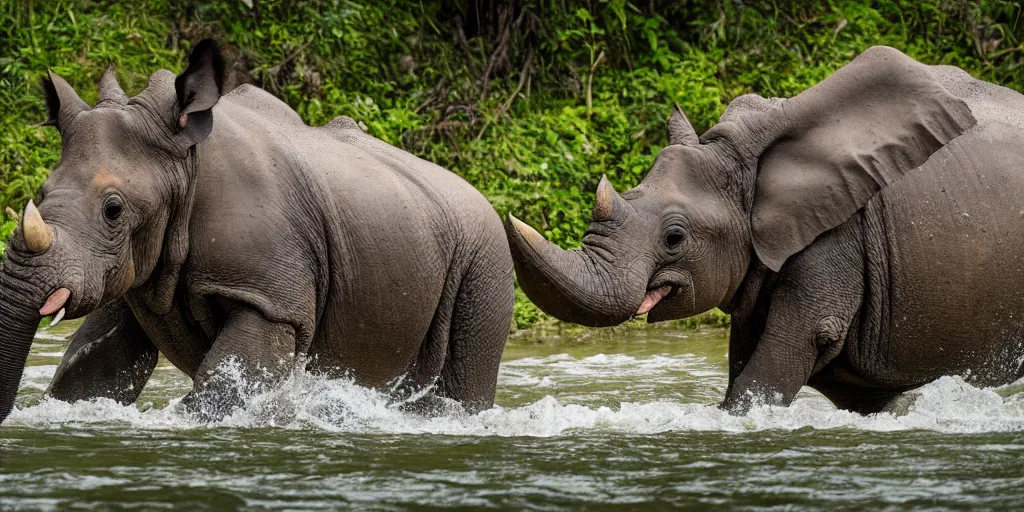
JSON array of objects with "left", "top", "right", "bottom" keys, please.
[
  {"left": 508, "top": 45, "right": 1024, "bottom": 414},
  {"left": 0, "top": 40, "right": 514, "bottom": 425}
]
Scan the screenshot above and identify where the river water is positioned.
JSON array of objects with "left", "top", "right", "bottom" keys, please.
[{"left": 2, "top": 322, "right": 1024, "bottom": 510}]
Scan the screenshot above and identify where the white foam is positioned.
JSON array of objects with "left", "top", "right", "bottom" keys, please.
[
  {"left": 18, "top": 365, "right": 58, "bottom": 392},
  {"left": 31, "top": 331, "right": 69, "bottom": 342},
  {"left": 8, "top": 353, "right": 1024, "bottom": 436}
]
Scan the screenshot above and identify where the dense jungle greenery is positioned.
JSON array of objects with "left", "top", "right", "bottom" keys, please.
[{"left": 1, "top": 0, "right": 1022, "bottom": 328}]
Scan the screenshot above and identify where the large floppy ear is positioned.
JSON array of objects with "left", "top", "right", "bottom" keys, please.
[
  {"left": 750, "top": 46, "right": 976, "bottom": 271},
  {"left": 174, "top": 39, "right": 225, "bottom": 145},
  {"left": 41, "top": 71, "right": 89, "bottom": 130}
]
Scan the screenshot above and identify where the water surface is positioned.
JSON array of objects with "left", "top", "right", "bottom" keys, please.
[{"left": 2, "top": 322, "right": 1024, "bottom": 509}]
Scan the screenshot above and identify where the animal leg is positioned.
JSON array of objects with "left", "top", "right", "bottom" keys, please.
[
  {"left": 725, "top": 287, "right": 771, "bottom": 392},
  {"left": 48, "top": 298, "right": 158, "bottom": 405},
  {"left": 722, "top": 308, "right": 853, "bottom": 413},
  {"left": 180, "top": 303, "right": 296, "bottom": 419},
  {"left": 438, "top": 242, "right": 514, "bottom": 414},
  {"left": 721, "top": 318, "right": 821, "bottom": 414},
  {"left": 722, "top": 220, "right": 864, "bottom": 414}
]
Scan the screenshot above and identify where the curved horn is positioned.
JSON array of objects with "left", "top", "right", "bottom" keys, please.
[
  {"left": 97, "top": 65, "right": 128, "bottom": 106},
  {"left": 43, "top": 70, "right": 89, "bottom": 129},
  {"left": 506, "top": 214, "right": 645, "bottom": 327},
  {"left": 592, "top": 175, "right": 629, "bottom": 222},
  {"left": 668, "top": 103, "right": 699, "bottom": 146},
  {"left": 22, "top": 200, "right": 53, "bottom": 253}
]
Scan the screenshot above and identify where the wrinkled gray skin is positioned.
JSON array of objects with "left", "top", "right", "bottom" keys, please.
[
  {"left": 0, "top": 40, "right": 514, "bottom": 424},
  {"left": 508, "top": 45, "right": 1024, "bottom": 414}
]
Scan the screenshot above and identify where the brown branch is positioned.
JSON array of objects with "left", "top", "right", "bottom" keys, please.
[
  {"left": 586, "top": 50, "right": 606, "bottom": 117},
  {"left": 498, "top": 48, "right": 534, "bottom": 118},
  {"left": 476, "top": 47, "right": 534, "bottom": 141},
  {"left": 478, "top": 6, "right": 514, "bottom": 102}
]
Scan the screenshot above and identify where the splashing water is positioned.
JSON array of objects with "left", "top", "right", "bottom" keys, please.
[
  {"left": 10, "top": 334, "right": 1024, "bottom": 436},
  {"left": 5, "top": 324, "right": 1024, "bottom": 509}
]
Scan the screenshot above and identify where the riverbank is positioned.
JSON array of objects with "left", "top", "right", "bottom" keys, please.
[{"left": 508, "top": 308, "right": 730, "bottom": 344}]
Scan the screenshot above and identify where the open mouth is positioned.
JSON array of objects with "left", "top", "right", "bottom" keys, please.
[{"left": 636, "top": 284, "right": 677, "bottom": 316}]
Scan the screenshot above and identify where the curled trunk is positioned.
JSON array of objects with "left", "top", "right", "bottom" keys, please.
[{"left": 506, "top": 215, "right": 645, "bottom": 327}]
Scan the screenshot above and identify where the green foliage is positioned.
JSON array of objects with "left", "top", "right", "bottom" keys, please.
[
  {"left": 0, "top": 216, "right": 15, "bottom": 261},
  {"left": 1, "top": 0, "right": 1022, "bottom": 327}
]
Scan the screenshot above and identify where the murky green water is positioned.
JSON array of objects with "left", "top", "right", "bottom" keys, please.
[{"left": 3, "top": 322, "right": 1024, "bottom": 510}]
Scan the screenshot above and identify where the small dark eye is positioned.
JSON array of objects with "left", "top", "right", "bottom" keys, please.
[
  {"left": 104, "top": 198, "right": 123, "bottom": 222},
  {"left": 665, "top": 232, "right": 684, "bottom": 248}
]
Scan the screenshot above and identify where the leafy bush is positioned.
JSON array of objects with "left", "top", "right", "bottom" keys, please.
[
  {"left": 1, "top": 0, "right": 1021, "bottom": 328},
  {"left": 0, "top": 216, "right": 14, "bottom": 261}
]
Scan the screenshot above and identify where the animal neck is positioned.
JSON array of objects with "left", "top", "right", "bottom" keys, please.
[
  {"left": 720, "top": 257, "right": 774, "bottom": 316},
  {"left": 139, "top": 147, "right": 200, "bottom": 315}
]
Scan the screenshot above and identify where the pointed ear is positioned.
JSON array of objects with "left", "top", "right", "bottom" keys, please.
[
  {"left": 42, "top": 71, "right": 89, "bottom": 130},
  {"left": 96, "top": 65, "right": 128, "bottom": 106},
  {"left": 750, "top": 46, "right": 976, "bottom": 271},
  {"left": 667, "top": 104, "right": 699, "bottom": 146},
  {"left": 174, "top": 39, "right": 225, "bottom": 145}
]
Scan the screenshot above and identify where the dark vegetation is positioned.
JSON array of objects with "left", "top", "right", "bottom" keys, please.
[{"left": 1, "top": 0, "right": 1021, "bottom": 328}]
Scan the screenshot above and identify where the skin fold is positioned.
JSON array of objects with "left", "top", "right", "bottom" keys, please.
[
  {"left": 508, "top": 45, "right": 1024, "bottom": 414},
  {"left": 0, "top": 40, "right": 514, "bottom": 424}
]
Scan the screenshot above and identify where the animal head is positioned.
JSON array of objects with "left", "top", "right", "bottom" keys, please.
[
  {"left": 507, "top": 46, "right": 976, "bottom": 327},
  {"left": 0, "top": 38, "right": 228, "bottom": 425},
  {"left": 6, "top": 39, "right": 226, "bottom": 319}
]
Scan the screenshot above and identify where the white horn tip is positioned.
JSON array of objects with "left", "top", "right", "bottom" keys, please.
[
  {"left": 593, "top": 175, "right": 617, "bottom": 221},
  {"left": 508, "top": 214, "right": 544, "bottom": 245}
]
